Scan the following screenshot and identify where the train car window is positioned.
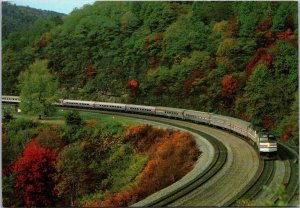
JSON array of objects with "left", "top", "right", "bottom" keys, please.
[
  {"left": 268, "top": 135, "right": 276, "bottom": 141},
  {"left": 260, "top": 135, "right": 268, "bottom": 142}
]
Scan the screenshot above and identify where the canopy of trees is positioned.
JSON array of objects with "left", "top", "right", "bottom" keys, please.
[
  {"left": 3, "top": 1, "right": 298, "bottom": 146},
  {"left": 2, "top": 2, "right": 65, "bottom": 39},
  {"left": 2, "top": 112, "right": 199, "bottom": 206}
]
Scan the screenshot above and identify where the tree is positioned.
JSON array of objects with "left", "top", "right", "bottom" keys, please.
[
  {"left": 12, "top": 139, "right": 57, "bottom": 207},
  {"left": 18, "top": 59, "right": 58, "bottom": 119},
  {"left": 55, "top": 144, "right": 89, "bottom": 206},
  {"left": 65, "top": 110, "right": 82, "bottom": 127}
]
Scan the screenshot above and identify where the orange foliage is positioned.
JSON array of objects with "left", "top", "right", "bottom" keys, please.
[
  {"left": 245, "top": 48, "right": 272, "bottom": 75},
  {"left": 182, "top": 69, "right": 204, "bottom": 95},
  {"left": 278, "top": 28, "right": 296, "bottom": 41},
  {"left": 224, "top": 13, "right": 239, "bottom": 37},
  {"left": 85, "top": 126, "right": 200, "bottom": 207},
  {"left": 264, "top": 30, "right": 276, "bottom": 45},
  {"left": 221, "top": 74, "right": 238, "bottom": 96}
]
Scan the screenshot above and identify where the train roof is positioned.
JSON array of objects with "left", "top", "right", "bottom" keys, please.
[
  {"left": 184, "top": 109, "right": 210, "bottom": 115},
  {"left": 156, "top": 106, "right": 186, "bottom": 112},
  {"left": 2, "top": 95, "right": 19, "bottom": 99},
  {"left": 211, "top": 113, "right": 251, "bottom": 127},
  {"left": 63, "top": 99, "right": 95, "bottom": 104},
  {"left": 95, "top": 102, "right": 125, "bottom": 106},
  {"left": 126, "top": 104, "right": 156, "bottom": 109}
]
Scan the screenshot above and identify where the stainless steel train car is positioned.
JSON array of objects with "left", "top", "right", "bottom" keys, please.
[
  {"left": 2, "top": 96, "right": 20, "bottom": 103},
  {"left": 156, "top": 106, "right": 185, "bottom": 119},
  {"left": 2, "top": 95, "right": 277, "bottom": 156},
  {"left": 95, "top": 102, "right": 126, "bottom": 111},
  {"left": 184, "top": 110, "right": 211, "bottom": 124},
  {"left": 62, "top": 99, "right": 95, "bottom": 108},
  {"left": 125, "top": 104, "right": 156, "bottom": 115}
]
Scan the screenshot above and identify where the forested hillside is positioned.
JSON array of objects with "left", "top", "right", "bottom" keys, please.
[
  {"left": 2, "top": 2, "right": 298, "bottom": 147},
  {"left": 2, "top": 2, "right": 65, "bottom": 39}
]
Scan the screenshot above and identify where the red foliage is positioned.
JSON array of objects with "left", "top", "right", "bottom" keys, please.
[
  {"left": 86, "top": 127, "right": 200, "bottom": 207},
  {"left": 221, "top": 74, "right": 238, "bottom": 96},
  {"left": 12, "top": 139, "right": 57, "bottom": 207},
  {"left": 127, "top": 79, "right": 141, "bottom": 98},
  {"left": 283, "top": 124, "right": 292, "bottom": 141},
  {"left": 86, "top": 64, "right": 96, "bottom": 76},
  {"left": 182, "top": 69, "right": 204, "bottom": 95},
  {"left": 278, "top": 28, "right": 295, "bottom": 41},
  {"left": 127, "top": 79, "right": 139, "bottom": 89},
  {"left": 245, "top": 48, "right": 272, "bottom": 75}
]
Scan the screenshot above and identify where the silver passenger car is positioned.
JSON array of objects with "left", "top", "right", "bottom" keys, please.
[
  {"left": 2, "top": 95, "right": 20, "bottom": 103},
  {"left": 125, "top": 104, "right": 156, "bottom": 115},
  {"left": 209, "top": 114, "right": 232, "bottom": 130},
  {"left": 94, "top": 102, "right": 126, "bottom": 111},
  {"left": 184, "top": 110, "right": 211, "bottom": 124},
  {"left": 62, "top": 99, "right": 95, "bottom": 108},
  {"left": 156, "top": 107, "right": 185, "bottom": 119}
]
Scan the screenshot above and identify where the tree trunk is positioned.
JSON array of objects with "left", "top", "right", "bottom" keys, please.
[{"left": 39, "top": 114, "right": 42, "bottom": 120}]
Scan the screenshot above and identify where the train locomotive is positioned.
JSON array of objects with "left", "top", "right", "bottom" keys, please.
[{"left": 2, "top": 95, "right": 278, "bottom": 157}]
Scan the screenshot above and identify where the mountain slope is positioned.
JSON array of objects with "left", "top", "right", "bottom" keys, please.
[{"left": 2, "top": 2, "right": 65, "bottom": 39}]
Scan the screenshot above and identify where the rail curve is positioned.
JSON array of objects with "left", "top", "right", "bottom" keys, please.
[
  {"left": 2, "top": 102, "right": 298, "bottom": 206},
  {"left": 75, "top": 109, "right": 298, "bottom": 206}
]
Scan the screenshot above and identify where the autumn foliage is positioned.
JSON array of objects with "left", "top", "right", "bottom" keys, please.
[
  {"left": 278, "top": 28, "right": 296, "bottom": 42},
  {"left": 86, "top": 125, "right": 200, "bottom": 206},
  {"left": 221, "top": 74, "right": 238, "bottom": 96},
  {"left": 245, "top": 48, "right": 272, "bottom": 75},
  {"left": 12, "top": 139, "right": 57, "bottom": 207},
  {"left": 283, "top": 124, "right": 292, "bottom": 141},
  {"left": 182, "top": 69, "right": 204, "bottom": 95},
  {"left": 86, "top": 64, "right": 96, "bottom": 76},
  {"left": 127, "top": 79, "right": 141, "bottom": 97}
]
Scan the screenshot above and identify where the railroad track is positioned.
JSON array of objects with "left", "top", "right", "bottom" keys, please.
[
  {"left": 93, "top": 109, "right": 298, "bottom": 207},
  {"left": 7, "top": 105, "right": 299, "bottom": 206}
]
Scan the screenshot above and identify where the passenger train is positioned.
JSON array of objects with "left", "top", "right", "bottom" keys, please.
[{"left": 2, "top": 95, "right": 277, "bottom": 157}]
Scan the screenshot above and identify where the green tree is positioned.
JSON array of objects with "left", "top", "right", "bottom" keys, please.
[
  {"left": 65, "top": 110, "right": 82, "bottom": 127},
  {"left": 55, "top": 144, "right": 89, "bottom": 206},
  {"left": 18, "top": 59, "right": 58, "bottom": 119},
  {"left": 272, "top": 2, "right": 297, "bottom": 34}
]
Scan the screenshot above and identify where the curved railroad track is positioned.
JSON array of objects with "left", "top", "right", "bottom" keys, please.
[
  {"left": 11, "top": 104, "right": 300, "bottom": 206},
  {"left": 90, "top": 109, "right": 298, "bottom": 207}
]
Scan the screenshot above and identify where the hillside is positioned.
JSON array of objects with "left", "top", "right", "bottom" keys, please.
[
  {"left": 2, "top": 1, "right": 65, "bottom": 39},
  {"left": 2, "top": 1, "right": 298, "bottom": 148}
]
